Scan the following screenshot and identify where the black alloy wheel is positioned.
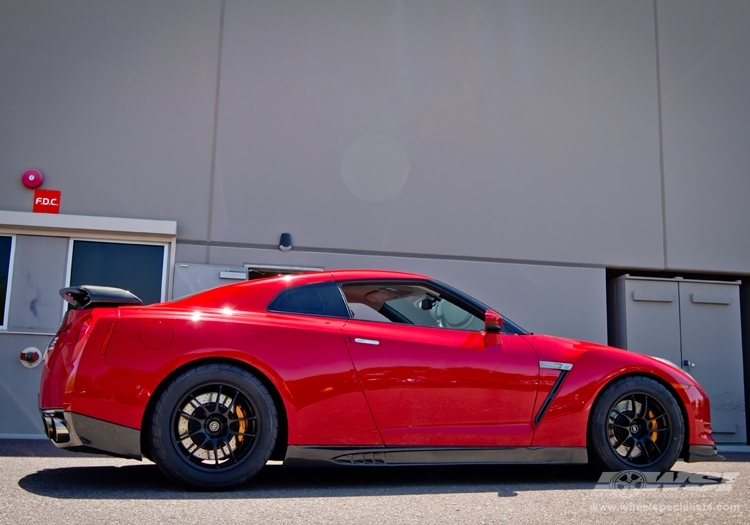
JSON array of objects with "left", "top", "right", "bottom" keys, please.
[
  {"left": 172, "top": 383, "right": 258, "bottom": 469},
  {"left": 149, "top": 363, "right": 278, "bottom": 490},
  {"left": 588, "top": 376, "right": 684, "bottom": 473},
  {"left": 606, "top": 392, "right": 671, "bottom": 466}
]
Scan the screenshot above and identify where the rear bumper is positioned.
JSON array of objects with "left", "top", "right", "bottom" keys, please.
[
  {"left": 41, "top": 409, "right": 142, "bottom": 460},
  {"left": 685, "top": 444, "right": 725, "bottom": 463}
]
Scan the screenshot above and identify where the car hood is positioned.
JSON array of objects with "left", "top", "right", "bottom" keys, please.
[{"left": 523, "top": 334, "right": 697, "bottom": 386}]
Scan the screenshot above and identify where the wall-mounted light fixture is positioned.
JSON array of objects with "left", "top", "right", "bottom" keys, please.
[{"left": 279, "top": 233, "right": 292, "bottom": 252}]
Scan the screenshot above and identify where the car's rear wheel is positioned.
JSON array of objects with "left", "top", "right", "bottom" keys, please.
[
  {"left": 588, "top": 376, "right": 684, "bottom": 473},
  {"left": 148, "top": 363, "right": 277, "bottom": 490}
]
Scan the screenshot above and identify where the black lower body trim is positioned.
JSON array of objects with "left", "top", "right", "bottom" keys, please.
[
  {"left": 685, "top": 444, "right": 725, "bottom": 463},
  {"left": 283, "top": 446, "right": 588, "bottom": 467},
  {"left": 40, "top": 410, "right": 142, "bottom": 460}
]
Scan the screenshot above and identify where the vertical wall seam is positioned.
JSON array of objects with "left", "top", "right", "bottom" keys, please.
[
  {"left": 654, "top": 0, "right": 668, "bottom": 270},
  {"left": 676, "top": 282, "right": 684, "bottom": 368},
  {"left": 206, "top": 0, "right": 226, "bottom": 264}
]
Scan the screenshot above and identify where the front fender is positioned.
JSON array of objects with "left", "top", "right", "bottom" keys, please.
[{"left": 527, "top": 336, "right": 714, "bottom": 448}]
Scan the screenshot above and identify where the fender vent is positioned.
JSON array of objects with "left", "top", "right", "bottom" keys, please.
[{"left": 332, "top": 452, "right": 386, "bottom": 465}]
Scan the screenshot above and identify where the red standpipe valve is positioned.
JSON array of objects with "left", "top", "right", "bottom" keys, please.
[{"left": 20, "top": 347, "right": 42, "bottom": 368}]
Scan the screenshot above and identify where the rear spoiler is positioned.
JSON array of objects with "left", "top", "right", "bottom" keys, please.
[{"left": 59, "top": 286, "right": 143, "bottom": 309}]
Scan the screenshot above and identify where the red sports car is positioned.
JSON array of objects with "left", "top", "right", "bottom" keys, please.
[{"left": 40, "top": 270, "right": 722, "bottom": 489}]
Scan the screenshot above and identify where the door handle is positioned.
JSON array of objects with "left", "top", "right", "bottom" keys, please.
[{"left": 354, "top": 338, "right": 380, "bottom": 346}]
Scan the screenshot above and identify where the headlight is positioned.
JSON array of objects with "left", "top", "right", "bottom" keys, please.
[{"left": 650, "top": 356, "right": 695, "bottom": 381}]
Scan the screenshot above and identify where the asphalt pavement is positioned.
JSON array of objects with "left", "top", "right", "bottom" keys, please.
[{"left": 1, "top": 439, "right": 747, "bottom": 524}]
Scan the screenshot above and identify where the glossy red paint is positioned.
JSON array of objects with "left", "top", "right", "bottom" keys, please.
[
  {"left": 39, "top": 269, "right": 717, "bottom": 463},
  {"left": 527, "top": 335, "right": 715, "bottom": 448},
  {"left": 343, "top": 320, "right": 538, "bottom": 446}
]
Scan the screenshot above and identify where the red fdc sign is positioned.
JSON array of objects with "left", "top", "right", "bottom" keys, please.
[{"left": 33, "top": 189, "right": 61, "bottom": 214}]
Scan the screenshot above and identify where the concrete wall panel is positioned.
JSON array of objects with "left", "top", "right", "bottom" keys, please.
[
  {"left": 0, "top": 0, "right": 220, "bottom": 240},
  {"left": 659, "top": 0, "right": 750, "bottom": 273},
  {"left": 212, "top": 0, "right": 664, "bottom": 268},
  {"left": 0, "top": 334, "right": 51, "bottom": 436}
]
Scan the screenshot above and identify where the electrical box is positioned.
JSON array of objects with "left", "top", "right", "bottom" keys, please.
[{"left": 609, "top": 275, "right": 746, "bottom": 444}]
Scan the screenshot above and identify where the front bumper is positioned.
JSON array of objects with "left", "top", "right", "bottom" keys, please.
[
  {"left": 685, "top": 444, "right": 725, "bottom": 463},
  {"left": 41, "top": 409, "right": 142, "bottom": 460}
]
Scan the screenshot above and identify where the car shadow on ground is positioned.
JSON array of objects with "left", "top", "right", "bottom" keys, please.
[
  {"left": 9, "top": 439, "right": 745, "bottom": 500},
  {"left": 17, "top": 462, "right": 597, "bottom": 499},
  {"left": 17, "top": 456, "right": 746, "bottom": 500}
]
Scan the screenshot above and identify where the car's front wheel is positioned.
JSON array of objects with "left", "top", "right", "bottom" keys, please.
[
  {"left": 588, "top": 376, "right": 684, "bottom": 473},
  {"left": 148, "top": 363, "right": 278, "bottom": 490}
]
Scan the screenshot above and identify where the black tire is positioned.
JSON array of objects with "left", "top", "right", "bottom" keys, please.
[
  {"left": 588, "top": 376, "right": 684, "bottom": 473},
  {"left": 148, "top": 363, "right": 278, "bottom": 490}
]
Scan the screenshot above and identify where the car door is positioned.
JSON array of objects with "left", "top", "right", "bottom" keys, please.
[{"left": 340, "top": 281, "right": 539, "bottom": 447}]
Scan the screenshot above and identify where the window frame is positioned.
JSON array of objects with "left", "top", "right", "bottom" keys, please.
[
  {"left": 64, "top": 237, "right": 170, "bottom": 316},
  {"left": 266, "top": 281, "right": 350, "bottom": 319},
  {"left": 0, "top": 234, "right": 16, "bottom": 331},
  {"left": 338, "top": 278, "right": 528, "bottom": 334}
]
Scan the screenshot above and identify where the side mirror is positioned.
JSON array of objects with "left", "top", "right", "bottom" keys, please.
[
  {"left": 484, "top": 310, "right": 502, "bottom": 347},
  {"left": 485, "top": 310, "right": 503, "bottom": 333}
]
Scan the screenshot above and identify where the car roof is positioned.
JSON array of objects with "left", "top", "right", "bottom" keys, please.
[
  {"left": 328, "top": 269, "right": 430, "bottom": 282},
  {"left": 162, "top": 269, "right": 432, "bottom": 311}
]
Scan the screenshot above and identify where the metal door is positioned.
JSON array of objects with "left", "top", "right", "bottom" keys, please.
[
  {"left": 611, "top": 276, "right": 746, "bottom": 444},
  {"left": 678, "top": 281, "right": 746, "bottom": 443},
  {"left": 619, "top": 278, "right": 682, "bottom": 365}
]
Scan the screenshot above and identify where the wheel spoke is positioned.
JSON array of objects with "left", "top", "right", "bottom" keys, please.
[
  {"left": 640, "top": 439, "right": 651, "bottom": 460},
  {"left": 228, "top": 430, "right": 256, "bottom": 438},
  {"left": 228, "top": 391, "right": 240, "bottom": 413},
  {"left": 609, "top": 423, "right": 631, "bottom": 430},
  {"left": 188, "top": 394, "right": 206, "bottom": 413},
  {"left": 614, "top": 433, "right": 632, "bottom": 449},
  {"left": 648, "top": 437, "right": 662, "bottom": 455},
  {"left": 178, "top": 410, "right": 204, "bottom": 424},
  {"left": 213, "top": 386, "right": 223, "bottom": 414},
  {"left": 187, "top": 435, "right": 210, "bottom": 459},
  {"left": 228, "top": 416, "right": 256, "bottom": 424},
  {"left": 631, "top": 395, "right": 639, "bottom": 418},
  {"left": 225, "top": 438, "right": 237, "bottom": 463},
  {"left": 178, "top": 428, "right": 206, "bottom": 441},
  {"left": 612, "top": 410, "right": 632, "bottom": 423},
  {"left": 648, "top": 413, "right": 666, "bottom": 424}
]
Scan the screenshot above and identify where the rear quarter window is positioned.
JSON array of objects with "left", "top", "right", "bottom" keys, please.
[{"left": 267, "top": 282, "right": 349, "bottom": 318}]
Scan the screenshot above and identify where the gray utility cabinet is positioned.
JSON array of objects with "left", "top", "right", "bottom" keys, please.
[{"left": 608, "top": 275, "right": 746, "bottom": 444}]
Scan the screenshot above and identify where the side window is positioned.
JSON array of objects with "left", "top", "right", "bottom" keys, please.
[
  {"left": 0, "top": 236, "right": 12, "bottom": 328},
  {"left": 70, "top": 240, "right": 166, "bottom": 305},
  {"left": 341, "top": 282, "right": 485, "bottom": 331},
  {"left": 267, "top": 282, "right": 349, "bottom": 318}
]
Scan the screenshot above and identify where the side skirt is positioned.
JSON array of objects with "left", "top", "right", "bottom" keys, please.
[{"left": 283, "top": 446, "right": 588, "bottom": 468}]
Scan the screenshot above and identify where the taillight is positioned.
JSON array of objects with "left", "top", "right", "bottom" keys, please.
[
  {"left": 57, "top": 309, "right": 75, "bottom": 333},
  {"left": 79, "top": 317, "right": 92, "bottom": 338},
  {"left": 43, "top": 335, "right": 59, "bottom": 364}
]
